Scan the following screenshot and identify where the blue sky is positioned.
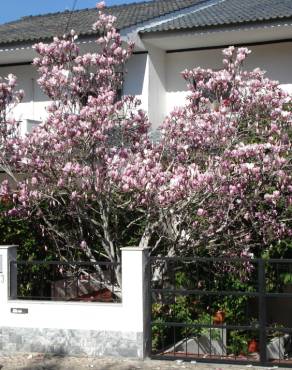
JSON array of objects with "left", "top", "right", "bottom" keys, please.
[{"left": 0, "top": 0, "right": 146, "bottom": 25}]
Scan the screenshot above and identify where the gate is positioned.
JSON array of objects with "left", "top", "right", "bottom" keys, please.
[{"left": 148, "top": 257, "right": 292, "bottom": 367}]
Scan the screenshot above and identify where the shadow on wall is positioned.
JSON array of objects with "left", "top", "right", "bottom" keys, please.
[
  {"left": 166, "top": 49, "right": 222, "bottom": 93},
  {"left": 123, "top": 53, "right": 147, "bottom": 96},
  {"left": 0, "top": 64, "right": 48, "bottom": 104},
  {"left": 164, "top": 42, "right": 292, "bottom": 114},
  {"left": 0, "top": 53, "right": 148, "bottom": 103},
  {"left": 245, "top": 43, "right": 292, "bottom": 86},
  {"left": 165, "top": 42, "right": 292, "bottom": 94}
]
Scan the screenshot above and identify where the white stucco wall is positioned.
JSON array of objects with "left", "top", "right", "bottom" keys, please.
[
  {"left": 0, "top": 53, "right": 148, "bottom": 133},
  {"left": 1, "top": 41, "right": 292, "bottom": 131},
  {"left": 165, "top": 42, "right": 292, "bottom": 115},
  {"left": 0, "top": 246, "right": 149, "bottom": 357}
]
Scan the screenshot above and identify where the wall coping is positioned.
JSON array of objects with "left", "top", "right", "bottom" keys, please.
[
  {"left": 0, "top": 245, "right": 18, "bottom": 250},
  {"left": 121, "top": 247, "right": 150, "bottom": 251},
  {"left": 7, "top": 300, "right": 123, "bottom": 307}
]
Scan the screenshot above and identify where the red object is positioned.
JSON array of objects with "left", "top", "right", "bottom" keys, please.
[
  {"left": 70, "top": 288, "right": 115, "bottom": 302},
  {"left": 213, "top": 310, "right": 225, "bottom": 325},
  {"left": 248, "top": 339, "right": 259, "bottom": 353}
]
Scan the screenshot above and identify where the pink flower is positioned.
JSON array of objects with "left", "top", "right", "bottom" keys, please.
[
  {"left": 96, "top": 2, "right": 105, "bottom": 10},
  {"left": 197, "top": 208, "right": 205, "bottom": 216},
  {"left": 80, "top": 241, "right": 87, "bottom": 250}
]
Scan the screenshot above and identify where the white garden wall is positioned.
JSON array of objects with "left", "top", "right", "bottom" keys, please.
[{"left": 0, "top": 246, "right": 150, "bottom": 357}]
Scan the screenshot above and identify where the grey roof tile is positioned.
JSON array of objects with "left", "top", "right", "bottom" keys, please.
[
  {"left": 140, "top": 0, "right": 292, "bottom": 33},
  {"left": 0, "top": 0, "right": 204, "bottom": 46}
]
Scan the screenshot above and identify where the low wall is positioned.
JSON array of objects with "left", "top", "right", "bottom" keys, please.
[
  {"left": 0, "top": 327, "right": 143, "bottom": 357},
  {"left": 0, "top": 246, "right": 149, "bottom": 358}
]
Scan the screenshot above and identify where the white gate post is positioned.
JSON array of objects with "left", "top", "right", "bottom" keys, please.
[
  {"left": 0, "top": 245, "right": 18, "bottom": 302},
  {"left": 121, "top": 247, "right": 150, "bottom": 358}
]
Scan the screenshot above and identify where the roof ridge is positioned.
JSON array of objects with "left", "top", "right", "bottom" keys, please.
[{"left": 138, "top": 0, "right": 223, "bottom": 32}]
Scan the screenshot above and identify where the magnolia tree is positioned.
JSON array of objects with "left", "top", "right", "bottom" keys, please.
[
  {"left": 0, "top": 4, "right": 291, "bottom": 289},
  {"left": 0, "top": 74, "right": 23, "bottom": 179},
  {"left": 0, "top": 4, "right": 152, "bottom": 288},
  {"left": 113, "top": 47, "right": 292, "bottom": 262},
  {"left": 122, "top": 46, "right": 292, "bottom": 259}
]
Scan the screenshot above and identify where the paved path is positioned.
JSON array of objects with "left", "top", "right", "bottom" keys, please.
[{"left": 0, "top": 354, "right": 287, "bottom": 370}]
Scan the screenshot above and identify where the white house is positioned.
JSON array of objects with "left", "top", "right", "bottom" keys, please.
[{"left": 0, "top": 0, "right": 292, "bottom": 131}]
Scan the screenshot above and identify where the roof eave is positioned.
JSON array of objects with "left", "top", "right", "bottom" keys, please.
[
  {"left": 0, "top": 32, "right": 101, "bottom": 51},
  {"left": 139, "top": 18, "right": 292, "bottom": 51}
]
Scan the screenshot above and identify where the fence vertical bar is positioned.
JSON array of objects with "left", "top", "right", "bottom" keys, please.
[{"left": 258, "top": 258, "right": 267, "bottom": 365}]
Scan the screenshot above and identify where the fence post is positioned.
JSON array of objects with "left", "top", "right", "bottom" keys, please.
[
  {"left": 121, "top": 247, "right": 150, "bottom": 358},
  {"left": 0, "top": 245, "right": 18, "bottom": 303},
  {"left": 258, "top": 258, "right": 267, "bottom": 365}
]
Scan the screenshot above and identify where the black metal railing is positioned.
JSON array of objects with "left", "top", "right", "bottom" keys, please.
[
  {"left": 9, "top": 260, "right": 121, "bottom": 303},
  {"left": 148, "top": 256, "right": 292, "bottom": 367}
]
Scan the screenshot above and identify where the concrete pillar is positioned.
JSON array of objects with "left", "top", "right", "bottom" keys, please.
[
  {"left": 145, "top": 45, "right": 166, "bottom": 130},
  {"left": 121, "top": 247, "right": 150, "bottom": 358},
  {"left": 0, "top": 245, "right": 18, "bottom": 302}
]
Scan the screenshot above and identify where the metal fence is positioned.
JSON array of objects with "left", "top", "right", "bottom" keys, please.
[
  {"left": 148, "top": 256, "right": 292, "bottom": 367},
  {"left": 10, "top": 260, "right": 121, "bottom": 302}
]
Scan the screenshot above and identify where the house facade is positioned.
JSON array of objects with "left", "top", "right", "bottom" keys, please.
[{"left": 0, "top": 0, "right": 292, "bottom": 131}]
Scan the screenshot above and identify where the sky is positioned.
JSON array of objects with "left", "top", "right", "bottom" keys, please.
[{"left": 0, "top": 0, "right": 147, "bottom": 25}]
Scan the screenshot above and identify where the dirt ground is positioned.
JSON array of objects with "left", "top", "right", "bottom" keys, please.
[{"left": 0, "top": 354, "right": 287, "bottom": 370}]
